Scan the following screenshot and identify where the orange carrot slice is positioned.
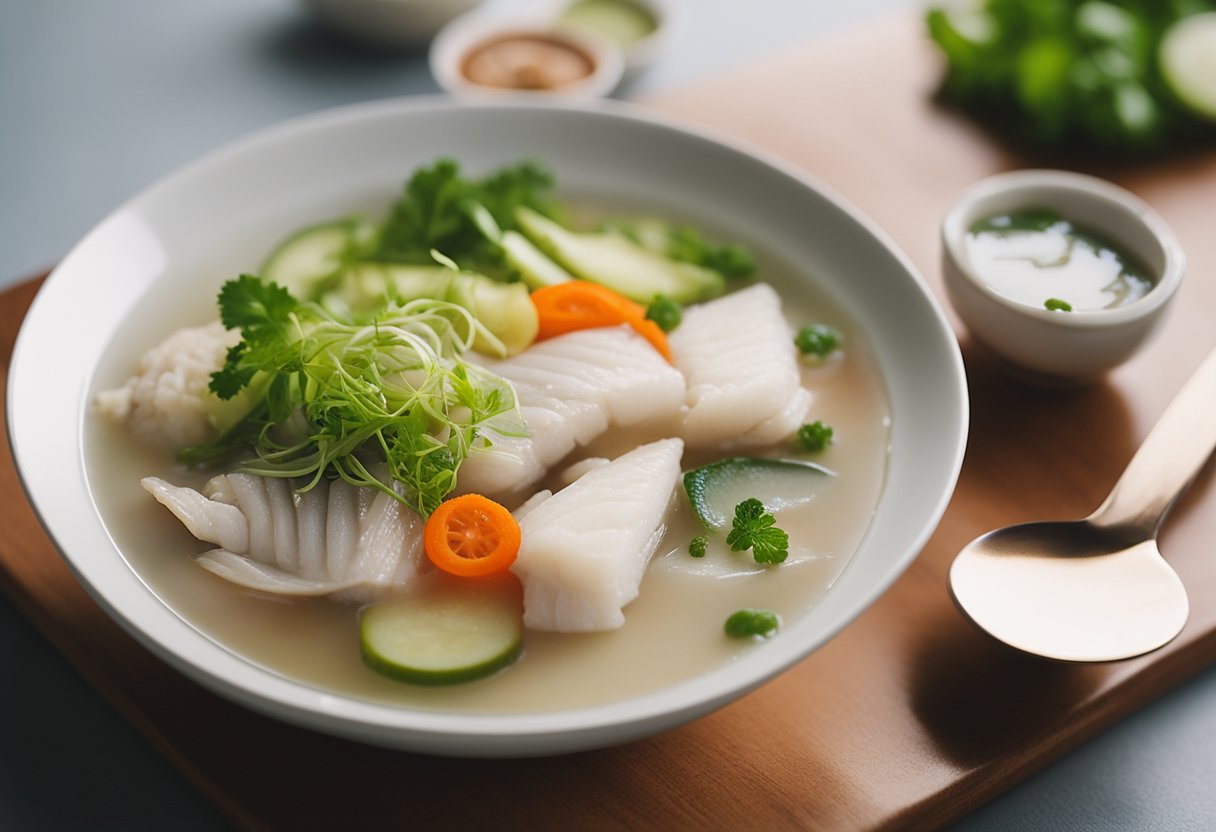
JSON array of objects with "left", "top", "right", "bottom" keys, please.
[
  {"left": 424, "top": 494, "right": 522, "bottom": 578},
  {"left": 530, "top": 281, "right": 672, "bottom": 361}
]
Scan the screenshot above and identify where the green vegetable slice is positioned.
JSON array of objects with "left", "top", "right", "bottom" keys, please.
[
  {"left": 682, "top": 457, "right": 834, "bottom": 531},
  {"left": 334, "top": 263, "right": 539, "bottom": 356},
  {"left": 260, "top": 219, "right": 372, "bottom": 300},
  {"left": 360, "top": 574, "right": 523, "bottom": 685},
  {"left": 501, "top": 230, "right": 574, "bottom": 290},
  {"left": 1160, "top": 12, "right": 1216, "bottom": 121},
  {"left": 516, "top": 206, "right": 726, "bottom": 304}
]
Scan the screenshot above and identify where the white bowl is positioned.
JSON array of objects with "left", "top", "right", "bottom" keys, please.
[
  {"left": 941, "top": 169, "right": 1184, "bottom": 382},
  {"left": 430, "top": 12, "right": 624, "bottom": 98},
  {"left": 302, "top": 0, "right": 486, "bottom": 48},
  {"left": 8, "top": 98, "right": 966, "bottom": 756}
]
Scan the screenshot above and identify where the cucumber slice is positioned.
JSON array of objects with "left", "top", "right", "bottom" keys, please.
[
  {"left": 467, "top": 201, "right": 572, "bottom": 290},
  {"left": 516, "top": 206, "right": 726, "bottom": 304},
  {"left": 360, "top": 573, "right": 523, "bottom": 685},
  {"left": 1160, "top": 12, "right": 1216, "bottom": 121},
  {"left": 683, "top": 457, "right": 835, "bottom": 531},
  {"left": 338, "top": 264, "right": 539, "bottom": 356},
  {"left": 501, "top": 230, "right": 573, "bottom": 290},
  {"left": 261, "top": 219, "right": 371, "bottom": 300}
]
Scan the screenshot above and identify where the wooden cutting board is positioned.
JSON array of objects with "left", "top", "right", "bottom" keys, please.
[{"left": 3, "top": 13, "right": 1216, "bottom": 831}]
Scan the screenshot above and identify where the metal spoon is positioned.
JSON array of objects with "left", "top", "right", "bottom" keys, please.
[{"left": 950, "top": 346, "right": 1216, "bottom": 662}]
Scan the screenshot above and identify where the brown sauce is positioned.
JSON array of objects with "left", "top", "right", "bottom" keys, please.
[{"left": 461, "top": 33, "right": 595, "bottom": 91}]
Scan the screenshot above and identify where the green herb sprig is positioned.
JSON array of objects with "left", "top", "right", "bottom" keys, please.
[
  {"left": 725, "top": 498, "right": 789, "bottom": 564},
  {"left": 182, "top": 275, "right": 524, "bottom": 518}
]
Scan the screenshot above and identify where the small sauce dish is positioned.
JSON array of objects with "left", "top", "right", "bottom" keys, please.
[
  {"left": 430, "top": 12, "right": 624, "bottom": 98},
  {"left": 941, "top": 169, "right": 1184, "bottom": 383}
]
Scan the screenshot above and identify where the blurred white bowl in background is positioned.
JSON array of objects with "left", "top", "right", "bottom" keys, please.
[{"left": 303, "top": 0, "right": 486, "bottom": 48}]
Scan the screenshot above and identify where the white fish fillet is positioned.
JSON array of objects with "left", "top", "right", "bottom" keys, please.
[
  {"left": 511, "top": 438, "right": 684, "bottom": 632},
  {"left": 142, "top": 474, "right": 427, "bottom": 601},
  {"left": 669, "top": 283, "right": 812, "bottom": 449},
  {"left": 96, "top": 320, "right": 236, "bottom": 448},
  {"left": 458, "top": 326, "right": 685, "bottom": 499}
]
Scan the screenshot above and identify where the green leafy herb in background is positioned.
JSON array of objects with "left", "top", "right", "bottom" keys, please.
[{"left": 925, "top": 0, "right": 1216, "bottom": 155}]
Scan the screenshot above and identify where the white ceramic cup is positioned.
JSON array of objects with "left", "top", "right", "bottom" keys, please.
[{"left": 941, "top": 169, "right": 1184, "bottom": 382}]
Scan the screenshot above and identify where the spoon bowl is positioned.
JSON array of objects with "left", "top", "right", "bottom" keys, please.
[
  {"left": 950, "top": 345, "right": 1216, "bottom": 662},
  {"left": 950, "top": 521, "right": 1189, "bottom": 662}
]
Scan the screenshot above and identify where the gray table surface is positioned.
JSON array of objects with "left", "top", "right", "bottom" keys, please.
[{"left": 3, "top": 1, "right": 1215, "bottom": 829}]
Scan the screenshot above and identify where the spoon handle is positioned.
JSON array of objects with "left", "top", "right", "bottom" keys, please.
[{"left": 1090, "top": 345, "right": 1216, "bottom": 535}]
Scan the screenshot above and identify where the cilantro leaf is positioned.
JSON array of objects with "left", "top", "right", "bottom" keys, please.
[
  {"left": 726, "top": 498, "right": 789, "bottom": 564},
  {"left": 217, "top": 274, "right": 298, "bottom": 334},
  {"left": 210, "top": 277, "right": 301, "bottom": 400}
]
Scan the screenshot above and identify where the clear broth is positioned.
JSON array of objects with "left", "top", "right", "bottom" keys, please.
[{"left": 84, "top": 212, "right": 891, "bottom": 715}]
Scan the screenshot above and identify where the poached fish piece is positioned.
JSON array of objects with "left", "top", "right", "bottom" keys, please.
[
  {"left": 669, "top": 283, "right": 811, "bottom": 449},
  {"left": 511, "top": 438, "right": 684, "bottom": 632},
  {"left": 143, "top": 473, "right": 427, "bottom": 602},
  {"left": 458, "top": 326, "right": 685, "bottom": 500}
]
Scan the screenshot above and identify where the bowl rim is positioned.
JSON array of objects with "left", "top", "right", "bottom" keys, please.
[
  {"left": 7, "top": 96, "right": 967, "bottom": 755},
  {"left": 941, "top": 168, "right": 1185, "bottom": 328}
]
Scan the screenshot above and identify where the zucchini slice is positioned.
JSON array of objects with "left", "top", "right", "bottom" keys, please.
[
  {"left": 683, "top": 457, "right": 835, "bottom": 531},
  {"left": 260, "top": 219, "right": 371, "bottom": 300},
  {"left": 360, "top": 573, "right": 523, "bottom": 686},
  {"left": 501, "top": 230, "right": 573, "bottom": 290},
  {"left": 516, "top": 206, "right": 725, "bottom": 304}
]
